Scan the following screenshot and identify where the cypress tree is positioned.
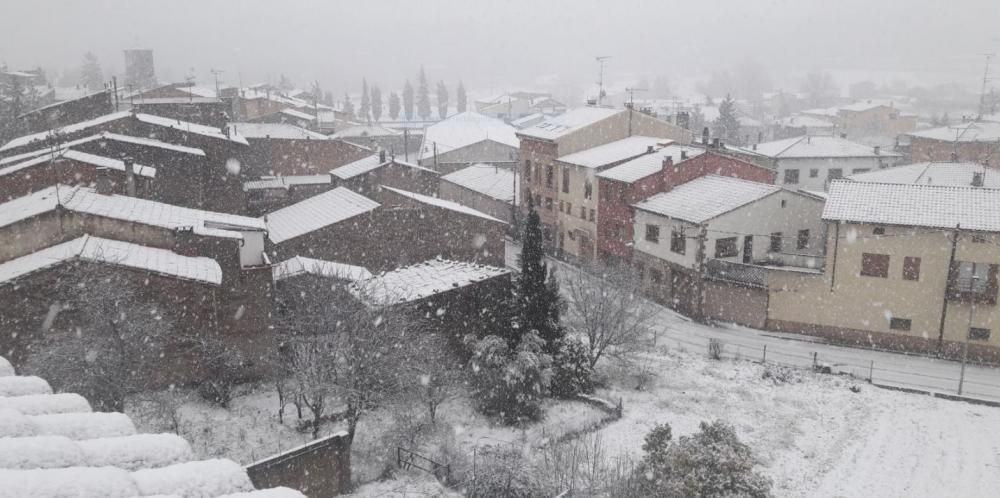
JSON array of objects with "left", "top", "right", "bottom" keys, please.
[{"left": 514, "top": 200, "right": 564, "bottom": 351}]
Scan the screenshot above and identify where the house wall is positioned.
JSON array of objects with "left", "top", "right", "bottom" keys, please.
[
  {"left": 838, "top": 107, "right": 917, "bottom": 138},
  {"left": 18, "top": 91, "right": 114, "bottom": 135},
  {"left": 242, "top": 137, "right": 371, "bottom": 177},
  {"left": 519, "top": 137, "right": 560, "bottom": 248},
  {"left": 703, "top": 279, "right": 769, "bottom": 329},
  {"left": 776, "top": 155, "right": 902, "bottom": 191},
  {"left": 132, "top": 101, "right": 230, "bottom": 128},
  {"left": 419, "top": 139, "right": 519, "bottom": 175},
  {"left": 0, "top": 159, "right": 154, "bottom": 202},
  {"left": 767, "top": 223, "right": 1000, "bottom": 361},
  {"left": 246, "top": 433, "right": 352, "bottom": 498},
  {"left": 438, "top": 181, "right": 513, "bottom": 223},
  {"left": 907, "top": 136, "right": 999, "bottom": 166}
]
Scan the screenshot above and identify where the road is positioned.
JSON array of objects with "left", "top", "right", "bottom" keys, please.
[{"left": 505, "top": 240, "right": 1000, "bottom": 403}]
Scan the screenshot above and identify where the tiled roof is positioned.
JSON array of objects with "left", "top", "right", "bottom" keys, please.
[
  {"left": 0, "top": 185, "right": 265, "bottom": 240},
  {"left": 263, "top": 187, "right": 380, "bottom": 244},
  {"left": 906, "top": 121, "right": 1000, "bottom": 142},
  {"left": 243, "top": 175, "right": 331, "bottom": 191},
  {"left": 381, "top": 186, "right": 505, "bottom": 223},
  {"left": 419, "top": 112, "right": 518, "bottom": 161},
  {"left": 441, "top": 164, "right": 519, "bottom": 203},
  {"left": 823, "top": 180, "right": 1000, "bottom": 232},
  {"left": 1, "top": 112, "right": 248, "bottom": 152},
  {"left": 0, "top": 149, "right": 156, "bottom": 178},
  {"left": 847, "top": 162, "right": 999, "bottom": 188},
  {"left": 0, "top": 235, "right": 223, "bottom": 286},
  {"left": 633, "top": 175, "right": 782, "bottom": 223},
  {"left": 329, "top": 155, "right": 382, "bottom": 180},
  {"left": 776, "top": 115, "right": 835, "bottom": 128},
  {"left": 753, "top": 135, "right": 901, "bottom": 159},
  {"left": 518, "top": 107, "right": 621, "bottom": 141},
  {"left": 597, "top": 144, "right": 704, "bottom": 183},
  {"left": 228, "top": 123, "right": 329, "bottom": 140},
  {"left": 557, "top": 136, "right": 664, "bottom": 168},
  {"left": 330, "top": 124, "right": 401, "bottom": 138},
  {"left": 272, "top": 256, "right": 372, "bottom": 282},
  {"left": 0, "top": 354, "right": 306, "bottom": 498},
  {"left": 351, "top": 259, "right": 509, "bottom": 305}
]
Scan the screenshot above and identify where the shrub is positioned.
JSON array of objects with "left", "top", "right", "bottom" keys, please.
[
  {"left": 550, "top": 337, "right": 595, "bottom": 398},
  {"left": 708, "top": 338, "right": 724, "bottom": 360},
  {"left": 464, "top": 445, "right": 547, "bottom": 498},
  {"left": 470, "top": 333, "right": 551, "bottom": 425}
]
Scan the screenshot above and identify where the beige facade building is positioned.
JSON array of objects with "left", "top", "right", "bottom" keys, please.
[{"left": 767, "top": 180, "right": 1000, "bottom": 362}]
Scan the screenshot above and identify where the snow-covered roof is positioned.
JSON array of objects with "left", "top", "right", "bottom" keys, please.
[
  {"left": 419, "top": 111, "right": 518, "bottom": 160},
  {"left": 839, "top": 101, "right": 891, "bottom": 113},
  {"left": 847, "top": 162, "right": 999, "bottom": 188},
  {"left": 518, "top": 107, "right": 621, "bottom": 141},
  {"left": 330, "top": 124, "right": 402, "bottom": 138},
  {"left": 823, "top": 180, "right": 1000, "bottom": 232},
  {"left": 753, "top": 135, "right": 901, "bottom": 159},
  {"left": 243, "top": 174, "right": 331, "bottom": 191},
  {"left": 279, "top": 108, "right": 316, "bottom": 121},
  {"left": 510, "top": 113, "right": 547, "bottom": 129},
  {"left": 264, "top": 187, "right": 380, "bottom": 244},
  {"left": 1, "top": 112, "right": 248, "bottom": 152},
  {"left": 330, "top": 155, "right": 437, "bottom": 180},
  {"left": 557, "top": 136, "right": 664, "bottom": 168},
  {"left": 134, "top": 97, "right": 223, "bottom": 105},
  {"left": 0, "top": 185, "right": 265, "bottom": 240},
  {"left": 441, "top": 164, "right": 519, "bottom": 203},
  {"left": 381, "top": 185, "right": 505, "bottom": 223},
  {"left": 0, "top": 149, "right": 156, "bottom": 179},
  {"left": 0, "top": 132, "right": 204, "bottom": 167},
  {"left": 801, "top": 107, "right": 840, "bottom": 117},
  {"left": 272, "top": 256, "right": 372, "bottom": 282},
  {"left": 633, "top": 175, "right": 782, "bottom": 224},
  {"left": 352, "top": 259, "right": 509, "bottom": 305},
  {"left": 777, "top": 115, "right": 836, "bottom": 128},
  {"left": 906, "top": 121, "right": 1000, "bottom": 143},
  {"left": 0, "top": 235, "right": 215, "bottom": 287},
  {"left": 177, "top": 85, "right": 218, "bottom": 98},
  {"left": 0, "top": 354, "right": 306, "bottom": 498},
  {"left": 228, "top": 122, "right": 328, "bottom": 140},
  {"left": 598, "top": 144, "right": 705, "bottom": 183}
]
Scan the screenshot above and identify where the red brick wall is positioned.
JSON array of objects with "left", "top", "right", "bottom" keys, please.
[
  {"left": 596, "top": 151, "right": 775, "bottom": 261},
  {"left": 518, "top": 137, "right": 560, "bottom": 238},
  {"left": 907, "top": 136, "right": 999, "bottom": 166},
  {"left": 0, "top": 159, "right": 154, "bottom": 202}
]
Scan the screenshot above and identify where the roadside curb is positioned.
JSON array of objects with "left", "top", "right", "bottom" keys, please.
[{"left": 871, "top": 383, "right": 1000, "bottom": 408}]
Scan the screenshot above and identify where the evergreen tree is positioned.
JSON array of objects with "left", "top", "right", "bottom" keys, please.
[
  {"left": 417, "top": 66, "right": 431, "bottom": 120},
  {"left": 457, "top": 81, "right": 467, "bottom": 113},
  {"left": 80, "top": 52, "right": 103, "bottom": 90},
  {"left": 278, "top": 74, "right": 294, "bottom": 91},
  {"left": 436, "top": 80, "right": 449, "bottom": 119},
  {"left": 403, "top": 80, "right": 415, "bottom": 121},
  {"left": 514, "top": 201, "right": 565, "bottom": 352},
  {"left": 389, "top": 91, "right": 401, "bottom": 120},
  {"left": 359, "top": 78, "right": 371, "bottom": 123},
  {"left": 371, "top": 85, "right": 383, "bottom": 122},
  {"left": 714, "top": 94, "right": 741, "bottom": 144},
  {"left": 342, "top": 92, "right": 355, "bottom": 118}
]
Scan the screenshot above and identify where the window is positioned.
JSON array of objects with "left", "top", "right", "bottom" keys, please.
[
  {"left": 809, "top": 168, "right": 818, "bottom": 178},
  {"left": 650, "top": 269, "right": 663, "bottom": 284},
  {"left": 903, "top": 256, "right": 921, "bottom": 281},
  {"left": 559, "top": 200, "right": 564, "bottom": 212},
  {"left": 589, "top": 209, "right": 595, "bottom": 222},
  {"left": 861, "top": 253, "right": 890, "bottom": 278},
  {"left": 580, "top": 206, "right": 586, "bottom": 218},
  {"left": 545, "top": 165, "right": 554, "bottom": 188},
  {"left": 828, "top": 168, "right": 843, "bottom": 180},
  {"left": 525, "top": 159, "right": 532, "bottom": 180},
  {"left": 770, "top": 232, "right": 782, "bottom": 252},
  {"left": 783, "top": 169, "right": 799, "bottom": 184},
  {"left": 948, "top": 261, "right": 998, "bottom": 304},
  {"left": 645, "top": 224, "right": 660, "bottom": 243},
  {"left": 970, "top": 328, "right": 992, "bottom": 340},
  {"left": 889, "top": 318, "right": 912, "bottom": 331},
  {"left": 873, "top": 226, "right": 885, "bottom": 235},
  {"left": 797, "top": 229, "right": 810, "bottom": 250},
  {"left": 566, "top": 202, "right": 572, "bottom": 214},
  {"left": 534, "top": 194, "right": 541, "bottom": 207},
  {"left": 715, "top": 237, "right": 738, "bottom": 258},
  {"left": 670, "top": 229, "right": 686, "bottom": 254},
  {"left": 562, "top": 167, "right": 570, "bottom": 193},
  {"left": 635, "top": 263, "right": 645, "bottom": 280},
  {"left": 535, "top": 163, "right": 541, "bottom": 184},
  {"left": 584, "top": 180, "right": 593, "bottom": 199},
  {"left": 852, "top": 168, "right": 870, "bottom": 174},
  {"left": 568, "top": 230, "right": 576, "bottom": 240},
  {"left": 780, "top": 199, "right": 787, "bottom": 208},
  {"left": 972, "top": 234, "right": 988, "bottom": 243},
  {"left": 545, "top": 197, "right": 553, "bottom": 211}
]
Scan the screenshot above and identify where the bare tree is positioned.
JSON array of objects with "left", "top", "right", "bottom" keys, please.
[
  {"left": 408, "top": 333, "right": 464, "bottom": 424},
  {"left": 562, "top": 263, "right": 658, "bottom": 368}
]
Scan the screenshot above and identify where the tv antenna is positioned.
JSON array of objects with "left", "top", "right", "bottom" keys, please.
[
  {"left": 978, "top": 53, "right": 995, "bottom": 119},
  {"left": 210, "top": 68, "right": 225, "bottom": 96},
  {"left": 595, "top": 56, "right": 611, "bottom": 106}
]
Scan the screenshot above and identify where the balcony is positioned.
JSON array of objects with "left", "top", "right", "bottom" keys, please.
[{"left": 705, "top": 259, "right": 768, "bottom": 288}]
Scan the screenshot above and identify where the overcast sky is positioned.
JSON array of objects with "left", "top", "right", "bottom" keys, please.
[{"left": 1, "top": 0, "right": 997, "bottom": 96}]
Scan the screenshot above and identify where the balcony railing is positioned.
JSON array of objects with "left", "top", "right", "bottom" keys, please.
[{"left": 705, "top": 259, "right": 768, "bottom": 288}]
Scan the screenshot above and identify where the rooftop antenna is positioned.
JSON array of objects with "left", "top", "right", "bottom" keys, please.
[
  {"left": 595, "top": 56, "right": 611, "bottom": 107},
  {"left": 977, "top": 53, "right": 995, "bottom": 119},
  {"left": 210, "top": 68, "right": 225, "bottom": 97},
  {"left": 625, "top": 87, "right": 648, "bottom": 136}
]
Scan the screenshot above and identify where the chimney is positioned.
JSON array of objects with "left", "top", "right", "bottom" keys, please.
[
  {"left": 662, "top": 156, "right": 674, "bottom": 170},
  {"left": 839, "top": 132, "right": 847, "bottom": 139},
  {"left": 680, "top": 150, "right": 688, "bottom": 160},
  {"left": 122, "top": 156, "right": 136, "bottom": 196},
  {"left": 222, "top": 125, "right": 231, "bottom": 139},
  {"left": 972, "top": 172, "right": 984, "bottom": 187},
  {"left": 660, "top": 156, "right": 675, "bottom": 192},
  {"left": 712, "top": 138, "right": 720, "bottom": 149},
  {"left": 646, "top": 145, "right": 654, "bottom": 153},
  {"left": 873, "top": 146, "right": 880, "bottom": 155},
  {"left": 379, "top": 149, "right": 387, "bottom": 163},
  {"left": 702, "top": 127, "right": 710, "bottom": 145},
  {"left": 950, "top": 151, "right": 959, "bottom": 162},
  {"left": 752, "top": 143, "right": 757, "bottom": 151},
  {"left": 96, "top": 167, "right": 113, "bottom": 195}
]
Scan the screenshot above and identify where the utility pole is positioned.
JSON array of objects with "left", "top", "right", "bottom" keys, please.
[
  {"left": 210, "top": 68, "right": 225, "bottom": 97},
  {"left": 694, "top": 225, "right": 708, "bottom": 322},
  {"left": 625, "top": 87, "right": 647, "bottom": 136},
  {"left": 403, "top": 129, "right": 409, "bottom": 162},
  {"left": 977, "top": 53, "right": 995, "bottom": 119},
  {"left": 595, "top": 56, "right": 611, "bottom": 107},
  {"left": 958, "top": 269, "right": 979, "bottom": 395}
]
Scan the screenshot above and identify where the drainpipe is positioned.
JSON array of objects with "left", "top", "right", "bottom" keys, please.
[{"left": 938, "top": 224, "right": 961, "bottom": 349}]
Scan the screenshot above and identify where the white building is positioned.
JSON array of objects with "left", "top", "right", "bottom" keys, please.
[{"left": 754, "top": 135, "right": 903, "bottom": 191}]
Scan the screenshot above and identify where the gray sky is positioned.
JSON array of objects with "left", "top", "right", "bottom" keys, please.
[{"left": 1, "top": 0, "right": 997, "bottom": 95}]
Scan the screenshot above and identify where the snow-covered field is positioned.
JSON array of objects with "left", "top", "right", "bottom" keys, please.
[{"left": 128, "top": 336, "right": 1000, "bottom": 498}]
